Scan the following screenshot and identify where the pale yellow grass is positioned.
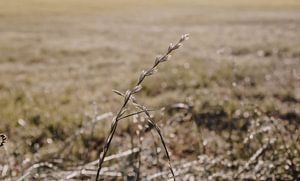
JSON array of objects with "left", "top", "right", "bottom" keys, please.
[{"left": 1, "top": 0, "right": 300, "bottom": 16}]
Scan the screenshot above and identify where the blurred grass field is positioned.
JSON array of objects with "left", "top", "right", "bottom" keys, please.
[
  {"left": 0, "top": 0, "right": 300, "bottom": 179},
  {"left": 1, "top": 0, "right": 300, "bottom": 15}
]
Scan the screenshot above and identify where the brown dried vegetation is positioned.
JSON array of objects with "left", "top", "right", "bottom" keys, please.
[{"left": 0, "top": 0, "right": 300, "bottom": 180}]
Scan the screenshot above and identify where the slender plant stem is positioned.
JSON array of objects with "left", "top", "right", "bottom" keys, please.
[{"left": 95, "top": 34, "right": 189, "bottom": 181}]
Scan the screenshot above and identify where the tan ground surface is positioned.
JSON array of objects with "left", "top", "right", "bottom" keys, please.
[{"left": 0, "top": 0, "right": 299, "bottom": 180}]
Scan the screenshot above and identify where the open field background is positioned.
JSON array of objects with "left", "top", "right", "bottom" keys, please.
[{"left": 0, "top": 0, "right": 300, "bottom": 180}]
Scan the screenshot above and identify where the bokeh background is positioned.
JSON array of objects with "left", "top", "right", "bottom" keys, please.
[{"left": 0, "top": 0, "right": 300, "bottom": 180}]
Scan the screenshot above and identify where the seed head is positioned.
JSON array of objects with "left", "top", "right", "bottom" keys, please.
[{"left": 180, "top": 34, "right": 189, "bottom": 42}]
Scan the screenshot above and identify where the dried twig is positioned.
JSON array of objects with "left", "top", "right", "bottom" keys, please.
[
  {"left": 17, "top": 162, "right": 57, "bottom": 181},
  {"left": 234, "top": 142, "right": 270, "bottom": 179},
  {"left": 88, "top": 147, "right": 140, "bottom": 166},
  {"left": 64, "top": 148, "right": 140, "bottom": 180}
]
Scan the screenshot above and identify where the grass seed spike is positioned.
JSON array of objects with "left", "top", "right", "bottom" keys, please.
[{"left": 96, "top": 34, "right": 189, "bottom": 181}]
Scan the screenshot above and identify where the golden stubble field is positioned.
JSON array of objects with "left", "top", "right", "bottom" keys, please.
[{"left": 0, "top": 0, "right": 300, "bottom": 180}]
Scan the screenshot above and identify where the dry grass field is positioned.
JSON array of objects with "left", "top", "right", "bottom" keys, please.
[{"left": 0, "top": 0, "right": 300, "bottom": 180}]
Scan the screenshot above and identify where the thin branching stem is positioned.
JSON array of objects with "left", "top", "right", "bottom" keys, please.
[{"left": 95, "top": 34, "right": 189, "bottom": 181}]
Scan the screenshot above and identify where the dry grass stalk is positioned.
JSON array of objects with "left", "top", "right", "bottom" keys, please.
[
  {"left": 18, "top": 147, "right": 139, "bottom": 180},
  {"left": 64, "top": 147, "right": 140, "bottom": 180},
  {"left": 17, "top": 162, "right": 57, "bottom": 181},
  {"left": 96, "top": 34, "right": 190, "bottom": 181},
  {"left": 234, "top": 142, "right": 271, "bottom": 179}
]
